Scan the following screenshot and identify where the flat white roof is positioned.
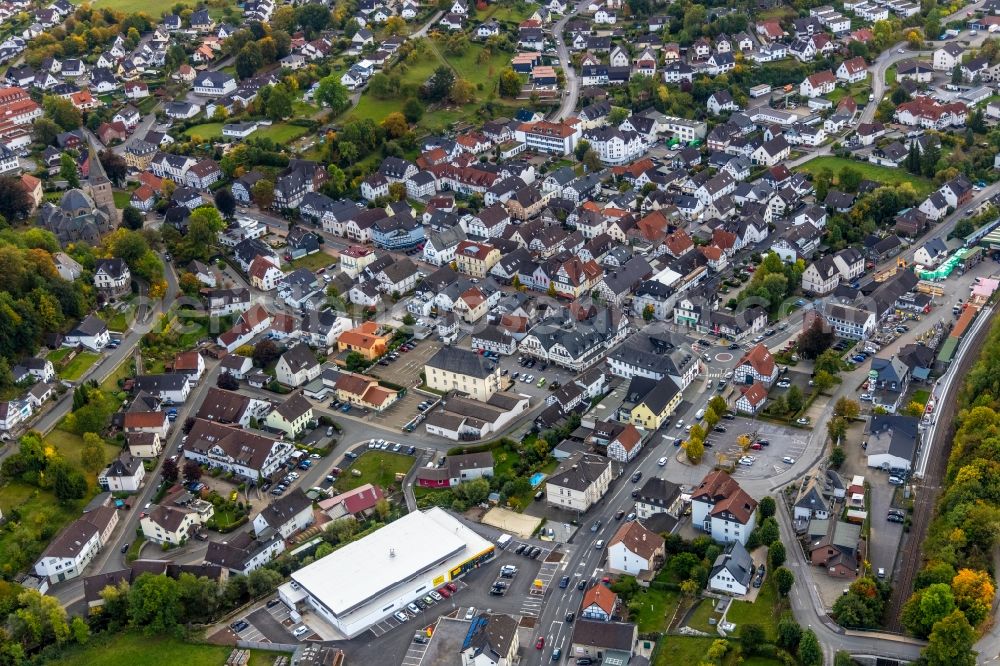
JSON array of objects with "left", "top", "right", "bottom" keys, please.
[{"left": 292, "top": 507, "right": 491, "bottom": 616}]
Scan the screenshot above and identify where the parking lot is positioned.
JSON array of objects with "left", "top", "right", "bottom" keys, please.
[
  {"left": 231, "top": 599, "right": 304, "bottom": 644},
  {"left": 368, "top": 578, "right": 469, "bottom": 638},
  {"left": 373, "top": 339, "right": 442, "bottom": 387},
  {"left": 867, "top": 474, "right": 905, "bottom": 580},
  {"left": 711, "top": 416, "right": 809, "bottom": 480},
  {"left": 496, "top": 354, "right": 580, "bottom": 402}
]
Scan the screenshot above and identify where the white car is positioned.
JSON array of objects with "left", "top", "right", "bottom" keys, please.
[
  {"left": 675, "top": 420, "right": 684, "bottom": 429},
  {"left": 738, "top": 458, "right": 754, "bottom": 467},
  {"left": 657, "top": 457, "right": 668, "bottom": 466},
  {"left": 796, "top": 417, "right": 810, "bottom": 425},
  {"left": 465, "top": 607, "right": 476, "bottom": 620},
  {"left": 860, "top": 393, "right": 873, "bottom": 401},
  {"left": 782, "top": 456, "right": 795, "bottom": 465},
  {"left": 292, "top": 626, "right": 308, "bottom": 638},
  {"left": 776, "top": 380, "right": 791, "bottom": 388}
]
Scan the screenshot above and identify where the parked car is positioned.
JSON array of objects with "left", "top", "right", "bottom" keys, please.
[
  {"left": 292, "top": 626, "right": 308, "bottom": 638},
  {"left": 394, "top": 611, "right": 409, "bottom": 622}
]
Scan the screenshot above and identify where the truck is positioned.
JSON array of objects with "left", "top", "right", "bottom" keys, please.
[{"left": 497, "top": 534, "right": 512, "bottom": 550}]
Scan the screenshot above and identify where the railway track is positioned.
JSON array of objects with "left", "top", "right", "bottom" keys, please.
[{"left": 884, "top": 307, "right": 997, "bottom": 631}]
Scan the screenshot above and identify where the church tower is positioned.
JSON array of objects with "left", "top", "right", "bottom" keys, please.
[{"left": 87, "top": 140, "right": 120, "bottom": 227}]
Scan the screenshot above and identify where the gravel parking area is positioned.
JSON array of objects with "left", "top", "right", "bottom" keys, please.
[{"left": 374, "top": 340, "right": 442, "bottom": 387}]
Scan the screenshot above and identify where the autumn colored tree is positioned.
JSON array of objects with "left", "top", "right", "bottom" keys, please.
[
  {"left": 381, "top": 112, "right": 409, "bottom": 139},
  {"left": 951, "top": 568, "right": 994, "bottom": 627}
]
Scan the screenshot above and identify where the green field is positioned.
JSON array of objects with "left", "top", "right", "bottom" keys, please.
[
  {"left": 184, "top": 122, "right": 308, "bottom": 143},
  {"left": 345, "top": 42, "right": 519, "bottom": 132},
  {"left": 112, "top": 190, "right": 131, "bottom": 210},
  {"left": 335, "top": 452, "right": 414, "bottom": 492},
  {"left": 58, "top": 351, "right": 100, "bottom": 380},
  {"left": 795, "top": 156, "right": 935, "bottom": 197},
  {"left": 47, "top": 633, "right": 284, "bottom": 666},
  {"left": 46, "top": 428, "right": 122, "bottom": 473}
]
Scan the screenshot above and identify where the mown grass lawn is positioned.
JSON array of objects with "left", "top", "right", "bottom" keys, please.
[
  {"left": 335, "top": 451, "right": 414, "bottom": 492},
  {"left": 47, "top": 633, "right": 285, "bottom": 666},
  {"left": 288, "top": 251, "right": 336, "bottom": 272},
  {"left": 58, "top": 351, "right": 100, "bottom": 380},
  {"left": 46, "top": 429, "right": 121, "bottom": 475},
  {"left": 47, "top": 347, "right": 72, "bottom": 364},
  {"left": 112, "top": 190, "right": 131, "bottom": 210},
  {"left": 795, "top": 155, "right": 935, "bottom": 197},
  {"left": 183, "top": 123, "right": 224, "bottom": 140},
  {"left": 686, "top": 597, "right": 722, "bottom": 634},
  {"left": 256, "top": 124, "right": 310, "bottom": 143},
  {"left": 726, "top": 576, "right": 783, "bottom": 640},
  {"left": 630, "top": 586, "right": 680, "bottom": 633},
  {"left": 442, "top": 45, "right": 512, "bottom": 90}
]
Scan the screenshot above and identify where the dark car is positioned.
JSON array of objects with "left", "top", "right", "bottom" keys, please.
[
  {"left": 631, "top": 471, "right": 642, "bottom": 483},
  {"left": 713, "top": 426, "right": 727, "bottom": 433},
  {"left": 120, "top": 543, "right": 129, "bottom": 554},
  {"left": 230, "top": 620, "right": 249, "bottom": 633},
  {"left": 565, "top": 611, "right": 575, "bottom": 623},
  {"left": 615, "top": 510, "right": 625, "bottom": 520},
  {"left": 530, "top": 547, "right": 542, "bottom": 559},
  {"left": 515, "top": 543, "right": 527, "bottom": 555},
  {"left": 559, "top": 576, "right": 570, "bottom": 588},
  {"left": 631, "top": 489, "right": 640, "bottom": 499},
  {"left": 267, "top": 598, "right": 282, "bottom": 608},
  {"left": 577, "top": 579, "right": 587, "bottom": 590},
  {"left": 722, "top": 413, "right": 735, "bottom": 420}
]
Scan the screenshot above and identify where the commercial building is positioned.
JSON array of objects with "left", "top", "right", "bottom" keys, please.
[
  {"left": 278, "top": 508, "right": 494, "bottom": 638},
  {"left": 424, "top": 346, "right": 502, "bottom": 402}
]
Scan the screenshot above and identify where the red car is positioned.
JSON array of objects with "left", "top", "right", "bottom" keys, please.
[
  {"left": 437, "top": 587, "right": 451, "bottom": 598},
  {"left": 446, "top": 582, "right": 457, "bottom": 593},
  {"left": 535, "top": 637, "right": 545, "bottom": 650},
  {"left": 750, "top": 442, "right": 763, "bottom": 450}
]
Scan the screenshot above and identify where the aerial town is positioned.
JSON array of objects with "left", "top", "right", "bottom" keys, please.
[{"left": 4, "top": 0, "right": 1000, "bottom": 664}]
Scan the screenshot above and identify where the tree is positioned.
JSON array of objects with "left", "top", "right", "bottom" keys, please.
[
  {"left": 798, "top": 316, "right": 833, "bottom": 359},
  {"left": 252, "top": 339, "right": 281, "bottom": 367},
  {"left": 740, "top": 623, "right": 765, "bottom": 655},
  {"left": 183, "top": 207, "right": 226, "bottom": 262},
  {"left": 951, "top": 63, "right": 963, "bottom": 85},
  {"left": 80, "top": 432, "right": 106, "bottom": 473},
  {"left": 43, "top": 95, "right": 82, "bottom": 130},
  {"left": 815, "top": 349, "right": 843, "bottom": 375},
  {"left": 813, "top": 369, "right": 835, "bottom": 393},
  {"left": 403, "top": 98, "right": 424, "bottom": 124},
  {"left": 236, "top": 42, "right": 263, "bottom": 79},
  {"left": 183, "top": 461, "right": 202, "bottom": 483},
  {"left": 384, "top": 15, "right": 406, "bottom": 35},
  {"left": 425, "top": 65, "right": 456, "bottom": 102},
  {"left": 903, "top": 583, "right": 956, "bottom": 638},
  {"left": 834, "top": 397, "right": 860, "bottom": 419},
  {"left": 122, "top": 206, "right": 144, "bottom": 231},
  {"left": 128, "top": 574, "right": 181, "bottom": 634},
  {"left": 382, "top": 112, "right": 409, "bottom": 139},
  {"left": 923, "top": 610, "right": 977, "bottom": 666},
  {"left": 345, "top": 351, "right": 368, "bottom": 372},
  {"left": 450, "top": 78, "right": 475, "bottom": 105},
  {"left": 582, "top": 149, "right": 602, "bottom": 172},
  {"left": 264, "top": 84, "right": 293, "bottom": 120},
  {"left": 99, "top": 150, "right": 127, "bottom": 186},
  {"left": 33, "top": 117, "right": 61, "bottom": 146},
  {"left": 162, "top": 457, "right": 179, "bottom": 483},
  {"left": 685, "top": 437, "right": 704, "bottom": 463},
  {"left": 776, "top": 615, "right": 802, "bottom": 650},
  {"left": 706, "top": 639, "right": 729, "bottom": 662},
  {"left": 246, "top": 568, "right": 283, "bottom": 597},
  {"left": 775, "top": 567, "right": 795, "bottom": 596},
  {"left": 758, "top": 496, "right": 775, "bottom": 519},
  {"left": 834, "top": 652, "right": 856, "bottom": 666},
  {"left": 389, "top": 182, "right": 407, "bottom": 201},
  {"left": 951, "top": 568, "right": 995, "bottom": 628},
  {"left": 786, "top": 385, "right": 803, "bottom": 413},
  {"left": 250, "top": 179, "right": 275, "bottom": 209},
  {"left": 315, "top": 75, "right": 350, "bottom": 114},
  {"left": 296, "top": 3, "right": 331, "bottom": 34},
  {"left": 214, "top": 189, "right": 236, "bottom": 219},
  {"left": 60, "top": 153, "right": 80, "bottom": 188},
  {"left": 798, "top": 629, "right": 822, "bottom": 666},
  {"left": 499, "top": 68, "right": 521, "bottom": 97},
  {"left": 839, "top": 166, "right": 862, "bottom": 192},
  {"left": 52, "top": 461, "right": 88, "bottom": 501},
  {"left": 0, "top": 176, "right": 34, "bottom": 221},
  {"left": 829, "top": 445, "right": 846, "bottom": 468},
  {"left": 769, "top": 540, "right": 786, "bottom": 568}
]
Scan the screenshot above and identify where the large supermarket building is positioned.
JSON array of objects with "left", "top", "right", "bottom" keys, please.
[{"left": 279, "top": 507, "right": 495, "bottom": 638}]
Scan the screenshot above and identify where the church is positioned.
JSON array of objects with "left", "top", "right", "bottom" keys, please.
[{"left": 38, "top": 144, "right": 120, "bottom": 246}]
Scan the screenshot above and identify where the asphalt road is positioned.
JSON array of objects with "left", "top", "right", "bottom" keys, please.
[{"left": 551, "top": 0, "right": 590, "bottom": 121}]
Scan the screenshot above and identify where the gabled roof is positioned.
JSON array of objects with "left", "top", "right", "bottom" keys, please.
[{"left": 608, "top": 520, "right": 664, "bottom": 561}]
